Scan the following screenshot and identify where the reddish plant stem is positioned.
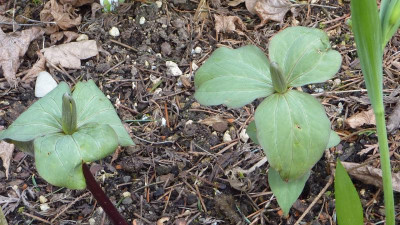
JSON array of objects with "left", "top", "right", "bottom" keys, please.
[{"left": 82, "top": 163, "right": 129, "bottom": 225}]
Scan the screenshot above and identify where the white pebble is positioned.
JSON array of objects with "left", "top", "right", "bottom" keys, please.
[
  {"left": 239, "top": 129, "right": 249, "bottom": 143},
  {"left": 139, "top": 17, "right": 146, "bottom": 25},
  {"left": 161, "top": 118, "right": 167, "bottom": 127},
  {"left": 166, "top": 61, "right": 183, "bottom": 76},
  {"left": 76, "top": 34, "right": 88, "bottom": 42},
  {"left": 39, "top": 195, "right": 48, "bottom": 204},
  {"left": 223, "top": 131, "right": 232, "bottom": 143},
  {"left": 122, "top": 191, "right": 131, "bottom": 198},
  {"left": 35, "top": 71, "right": 58, "bottom": 98},
  {"left": 109, "top": 27, "right": 120, "bottom": 37},
  {"left": 194, "top": 46, "right": 202, "bottom": 54},
  {"left": 89, "top": 218, "right": 96, "bottom": 225},
  {"left": 40, "top": 203, "right": 50, "bottom": 211},
  {"left": 155, "top": 1, "right": 162, "bottom": 8}
]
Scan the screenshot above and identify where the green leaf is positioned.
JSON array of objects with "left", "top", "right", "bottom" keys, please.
[
  {"left": 194, "top": 45, "right": 274, "bottom": 108},
  {"left": 72, "top": 80, "right": 134, "bottom": 146},
  {"left": 34, "top": 123, "right": 118, "bottom": 189},
  {"left": 268, "top": 27, "right": 341, "bottom": 87},
  {"left": 0, "top": 82, "right": 70, "bottom": 143},
  {"left": 247, "top": 121, "right": 259, "bottom": 145},
  {"left": 335, "top": 160, "right": 364, "bottom": 225},
  {"left": 381, "top": 0, "right": 400, "bottom": 48},
  {"left": 268, "top": 167, "right": 310, "bottom": 216},
  {"left": 350, "top": 0, "right": 383, "bottom": 113},
  {"left": 255, "top": 90, "right": 331, "bottom": 181},
  {"left": 326, "top": 130, "right": 340, "bottom": 149}
]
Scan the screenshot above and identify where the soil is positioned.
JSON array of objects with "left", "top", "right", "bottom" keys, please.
[{"left": 0, "top": 0, "right": 400, "bottom": 225}]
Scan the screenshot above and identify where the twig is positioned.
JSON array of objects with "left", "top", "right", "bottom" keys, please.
[
  {"left": 101, "top": 60, "right": 126, "bottom": 77},
  {"left": 294, "top": 175, "right": 334, "bottom": 225},
  {"left": 51, "top": 192, "right": 90, "bottom": 223},
  {"left": 194, "top": 184, "right": 207, "bottom": 213},
  {"left": 133, "top": 212, "right": 152, "bottom": 224},
  {"left": 131, "top": 134, "right": 175, "bottom": 145},
  {"left": 21, "top": 212, "right": 51, "bottom": 224},
  {"left": 110, "top": 39, "right": 138, "bottom": 52}
]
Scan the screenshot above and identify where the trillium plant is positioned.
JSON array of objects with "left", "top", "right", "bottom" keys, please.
[
  {"left": 0, "top": 80, "right": 134, "bottom": 225},
  {"left": 194, "top": 26, "right": 342, "bottom": 214}
]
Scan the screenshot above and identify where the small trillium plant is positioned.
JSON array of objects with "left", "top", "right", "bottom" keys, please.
[
  {"left": 0, "top": 80, "right": 134, "bottom": 224},
  {"left": 194, "top": 26, "right": 342, "bottom": 214}
]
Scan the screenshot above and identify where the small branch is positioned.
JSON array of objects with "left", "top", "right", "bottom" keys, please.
[{"left": 82, "top": 163, "right": 129, "bottom": 225}]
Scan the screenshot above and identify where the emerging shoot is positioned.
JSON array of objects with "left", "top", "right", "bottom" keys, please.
[
  {"left": 270, "top": 62, "right": 287, "bottom": 94},
  {"left": 62, "top": 93, "right": 77, "bottom": 135}
]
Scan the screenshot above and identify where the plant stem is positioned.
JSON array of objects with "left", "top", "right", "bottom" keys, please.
[
  {"left": 62, "top": 93, "right": 77, "bottom": 135},
  {"left": 375, "top": 109, "right": 395, "bottom": 225},
  {"left": 82, "top": 163, "right": 129, "bottom": 225}
]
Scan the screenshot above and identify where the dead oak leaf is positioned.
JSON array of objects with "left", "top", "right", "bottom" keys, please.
[
  {"left": 40, "top": 0, "right": 82, "bottom": 33},
  {"left": 214, "top": 14, "right": 246, "bottom": 38},
  {"left": 60, "top": 0, "right": 94, "bottom": 7},
  {"left": 0, "top": 141, "right": 14, "bottom": 179},
  {"left": 342, "top": 162, "right": 400, "bottom": 192},
  {"left": 22, "top": 51, "right": 46, "bottom": 83},
  {"left": 0, "top": 27, "right": 44, "bottom": 87},
  {"left": 41, "top": 40, "right": 98, "bottom": 69},
  {"left": 246, "top": 0, "right": 293, "bottom": 28},
  {"left": 345, "top": 109, "right": 376, "bottom": 129},
  {"left": 228, "top": 0, "right": 245, "bottom": 6}
]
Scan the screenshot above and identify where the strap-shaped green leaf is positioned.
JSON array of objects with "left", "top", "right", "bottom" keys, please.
[
  {"left": 269, "top": 168, "right": 310, "bottom": 216},
  {"left": 0, "top": 82, "right": 70, "bottom": 143},
  {"left": 335, "top": 160, "right": 364, "bottom": 225},
  {"left": 255, "top": 90, "right": 331, "bottom": 181},
  {"left": 194, "top": 45, "right": 273, "bottom": 108},
  {"left": 72, "top": 80, "right": 134, "bottom": 146},
  {"left": 269, "top": 27, "right": 341, "bottom": 87},
  {"left": 34, "top": 123, "right": 118, "bottom": 189}
]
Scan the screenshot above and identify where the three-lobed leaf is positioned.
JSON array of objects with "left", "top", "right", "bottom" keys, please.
[
  {"left": 334, "top": 160, "right": 364, "bottom": 225},
  {"left": 0, "top": 80, "right": 134, "bottom": 189}
]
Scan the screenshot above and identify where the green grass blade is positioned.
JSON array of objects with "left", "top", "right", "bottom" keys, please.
[
  {"left": 335, "top": 160, "right": 364, "bottom": 225},
  {"left": 350, "top": 0, "right": 395, "bottom": 224}
]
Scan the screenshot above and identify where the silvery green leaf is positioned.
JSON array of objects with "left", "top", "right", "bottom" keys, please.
[
  {"left": 268, "top": 167, "right": 310, "bottom": 216},
  {"left": 194, "top": 45, "right": 274, "bottom": 108},
  {"left": 255, "top": 90, "right": 331, "bottom": 181},
  {"left": 34, "top": 123, "right": 118, "bottom": 189},
  {"left": 269, "top": 27, "right": 341, "bottom": 86},
  {"left": 72, "top": 80, "right": 134, "bottom": 146}
]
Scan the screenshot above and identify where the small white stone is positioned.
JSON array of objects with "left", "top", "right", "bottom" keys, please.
[
  {"left": 239, "top": 129, "right": 249, "bottom": 143},
  {"left": 122, "top": 191, "right": 131, "bottom": 198},
  {"left": 333, "top": 78, "right": 341, "bottom": 86},
  {"left": 191, "top": 62, "right": 199, "bottom": 71},
  {"left": 223, "top": 131, "right": 232, "bottom": 143},
  {"left": 145, "top": 60, "right": 150, "bottom": 68},
  {"left": 155, "top": 1, "right": 162, "bottom": 8},
  {"left": 89, "top": 218, "right": 96, "bottom": 225},
  {"left": 155, "top": 53, "right": 162, "bottom": 58},
  {"left": 40, "top": 203, "right": 50, "bottom": 211},
  {"left": 166, "top": 61, "right": 182, "bottom": 76},
  {"left": 109, "top": 27, "right": 120, "bottom": 37},
  {"left": 35, "top": 71, "right": 58, "bottom": 98},
  {"left": 194, "top": 46, "right": 202, "bottom": 54},
  {"left": 139, "top": 17, "right": 146, "bottom": 25},
  {"left": 154, "top": 88, "right": 162, "bottom": 94},
  {"left": 161, "top": 118, "right": 167, "bottom": 126},
  {"left": 150, "top": 74, "right": 161, "bottom": 84},
  {"left": 39, "top": 195, "right": 48, "bottom": 204},
  {"left": 185, "top": 120, "right": 193, "bottom": 125},
  {"left": 76, "top": 34, "right": 88, "bottom": 42}
]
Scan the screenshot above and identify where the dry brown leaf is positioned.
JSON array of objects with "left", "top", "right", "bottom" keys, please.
[
  {"left": 60, "top": 0, "right": 94, "bottom": 7},
  {"left": 345, "top": 109, "right": 376, "bottom": 129},
  {"left": 50, "top": 31, "right": 79, "bottom": 44},
  {"left": 0, "top": 141, "right": 14, "bottom": 179},
  {"left": 0, "top": 15, "right": 19, "bottom": 30},
  {"left": 214, "top": 14, "right": 246, "bottom": 38},
  {"left": 228, "top": 0, "right": 245, "bottom": 6},
  {"left": 41, "top": 40, "right": 98, "bottom": 69},
  {"left": 246, "top": 0, "right": 292, "bottom": 28},
  {"left": 0, "top": 27, "right": 44, "bottom": 87},
  {"left": 198, "top": 115, "right": 228, "bottom": 132},
  {"left": 40, "top": 0, "right": 82, "bottom": 33},
  {"left": 341, "top": 162, "right": 400, "bottom": 192},
  {"left": 22, "top": 51, "right": 46, "bottom": 83}
]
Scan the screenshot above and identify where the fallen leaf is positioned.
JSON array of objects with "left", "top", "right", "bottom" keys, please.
[
  {"left": 22, "top": 51, "right": 46, "bottom": 83},
  {"left": 50, "top": 31, "right": 79, "bottom": 44},
  {"left": 0, "top": 27, "right": 44, "bottom": 87},
  {"left": 345, "top": 109, "right": 376, "bottom": 129},
  {"left": 198, "top": 115, "right": 228, "bottom": 132},
  {"left": 341, "top": 162, "right": 400, "bottom": 192},
  {"left": 214, "top": 14, "right": 246, "bottom": 38},
  {"left": 60, "top": 0, "right": 94, "bottom": 7},
  {"left": 194, "top": 0, "right": 209, "bottom": 23},
  {"left": 40, "top": 0, "right": 82, "bottom": 33},
  {"left": 246, "top": 0, "right": 292, "bottom": 28},
  {"left": 41, "top": 40, "right": 98, "bottom": 69},
  {"left": 228, "top": 0, "right": 245, "bottom": 6},
  {"left": 0, "top": 15, "right": 19, "bottom": 30},
  {"left": 0, "top": 141, "right": 14, "bottom": 179}
]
